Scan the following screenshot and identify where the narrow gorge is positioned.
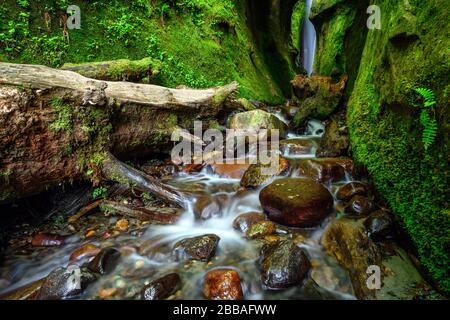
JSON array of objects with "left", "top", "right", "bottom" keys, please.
[{"left": 0, "top": 0, "right": 448, "bottom": 301}]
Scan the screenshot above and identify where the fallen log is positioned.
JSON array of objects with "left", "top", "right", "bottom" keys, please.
[
  {"left": 61, "top": 57, "right": 161, "bottom": 83},
  {"left": 0, "top": 62, "right": 239, "bottom": 203},
  {"left": 100, "top": 200, "right": 182, "bottom": 224},
  {"left": 0, "top": 62, "right": 238, "bottom": 110},
  {"left": 102, "top": 152, "right": 187, "bottom": 207}
]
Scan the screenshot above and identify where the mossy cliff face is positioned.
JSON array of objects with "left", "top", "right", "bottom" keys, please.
[
  {"left": 0, "top": 0, "right": 301, "bottom": 104},
  {"left": 311, "top": 0, "right": 369, "bottom": 93},
  {"left": 343, "top": 0, "right": 449, "bottom": 292}
]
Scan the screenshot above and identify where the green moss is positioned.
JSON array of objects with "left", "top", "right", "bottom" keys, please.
[
  {"left": 49, "top": 98, "right": 74, "bottom": 133},
  {"left": 348, "top": 0, "right": 450, "bottom": 293},
  {"left": 290, "top": 1, "right": 305, "bottom": 53},
  {"left": 313, "top": 5, "right": 356, "bottom": 77},
  {"left": 62, "top": 57, "right": 162, "bottom": 82},
  {"left": 1, "top": 0, "right": 286, "bottom": 103}
]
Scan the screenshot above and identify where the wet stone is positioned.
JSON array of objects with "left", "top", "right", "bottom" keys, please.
[
  {"left": 345, "top": 195, "right": 376, "bottom": 217},
  {"left": 173, "top": 234, "right": 220, "bottom": 262},
  {"left": 141, "top": 273, "right": 182, "bottom": 300},
  {"left": 210, "top": 163, "right": 251, "bottom": 180},
  {"left": 232, "top": 212, "right": 267, "bottom": 233},
  {"left": 240, "top": 158, "right": 290, "bottom": 189},
  {"left": 336, "top": 182, "right": 368, "bottom": 201},
  {"left": 259, "top": 178, "right": 334, "bottom": 227},
  {"left": 203, "top": 269, "right": 243, "bottom": 300},
  {"left": 246, "top": 221, "right": 276, "bottom": 239},
  {"left": 88, "top": 247, "right": 121, "bottom": 275},
  {"left": 364, "top": 210, "right": 394, "bottom": 241},
  {"left": 193, "top": 194, "right": 229, "bottom": 220},
  {"left": 69, "top": 243, "right": 100, "bottom": 264},
  {"left": 31, "top": 233, "right": 66, "bottom": 247},
  {"left": 297, "top": 158, "right": 354, "bottom": 183},
  {"left": 280, "top": 139, "right": 316, "bottom": 157},
  {"left": 36, "top": 267, "right": 98, "bottom": 300},
  {"left": 258, "top": 240, "right": 311, "bottom": 290},
  {"left": 229, "top": 109, "right": 288, "bottom": 138}
]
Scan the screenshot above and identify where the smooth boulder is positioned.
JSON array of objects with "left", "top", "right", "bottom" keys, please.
[
  {"left": 297, "top": 158, "right": 354, "bottom": 183},
  {"left": 229, "top": 109, "right": 288, "bottom": 138},
  {"left": 36, "top": 267, "right": 97, "bottom": 300},
  {"left": 173, "top": 234, "right": 220, "bottom": 262},
  {"left": 259, "top": 178, "right": 334, "bottom": 227},
  {"left": 203, "top": 269, "right": 243, "bottom": 300},
  {"left": 141, "top": 273, "right": 181, "bottom": 300},
  {"left": 240, "top": 158, "right": 290, "bottom": 189},
  {"left": 258, "top": 240, "right": 311, "bottom": 289},
  {"left": 232, "top": 212, "right": 267, "bottom": 233},
  {"left": 88, "top": 247, "right": 121, "bottom": 275}
]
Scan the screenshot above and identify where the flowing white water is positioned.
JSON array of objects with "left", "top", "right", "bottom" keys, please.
[
  {"left": 0, "top": 115, "right": 356, "bottom": 300},
  {"left": 301, "top": 0, "right": 317, "bottom": 76}
]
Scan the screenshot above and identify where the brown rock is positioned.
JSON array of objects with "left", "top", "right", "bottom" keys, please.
[
  {"left": 297, "top": 158, "right": 354, "bottom": 183},
  {"left": 141, "top": 273, "right": 181, "bottom": 300},
  {"left": 259, "top": 178, "right": 334, "bottom": 227},
  {"left": 232, "top": 212, "right": 267, "bottom": 233},
  {"left": 69, "top": 244, "right": 101, "bottom": 263},
  {"left": 203, "top": 269, "right": 243, "bottom": 300},
  {"left": 246, "top": 221, "right": 276, "bottom": 239},
  {"left": 280, "top": 139, "right": 316, "bottom": 157},
  {"left": 321, "top": 218, "right": 436, "bottom": 300},
  {"left": 240, "top": 157, "right": 290, "bottom": 189},
  {"left": 364, "top": 210, "right": 394, "bottom": 241},
  {"left": 258, "top": 240, "right": 311, "bottom": 289},
  {"left": 31, "top": 233, "right": 66, "bottom": 247},
  {"left": 193, "top": 194, "right": 230, "bottom": 220},
  {"left": 210, "top": 163, "right": 251, "bottom": 179},
  {"left": 316, "top": 112, "right": 350, "bottom": 157},
  {"left": 345, "top": 195, "right": 376, "bottom": 216},
  {"left": 88, "top": 247, "right": 121, "bottom": 275},
  {"left": 181, "top": 164, "right": 204, "bottom": 173},
  {"left": 98, "top": 288, "right": 118, "bottom": 299},
  {"left": 336, "top": 182, "right": 368, "bottom": 201},
  {"left": 173, "top": 234, "right": 220, "bottom": 262}
]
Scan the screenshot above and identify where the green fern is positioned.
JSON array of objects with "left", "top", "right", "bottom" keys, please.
[
  {"left": 414, "top": 87, "right": 438, "bottom": 151},
  {"left": 420, "top": 110, "right": 438, "bottom": 151},
  {"left": 414, "top": 87, "right": 436, "bottom": 107}
]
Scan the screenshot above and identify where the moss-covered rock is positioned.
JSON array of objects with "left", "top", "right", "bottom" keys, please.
[
  {"left": 291, "top": 75, "right": 347, "bottom": 128},
  {"left": 311, "top": 0, "right": 369, "bottom": 93},
  {"left": 346, "top": 0, "right": 450, "bottom": 293},
  {"left": 229, "top": 109, "right": 288, "bottom": 138}
]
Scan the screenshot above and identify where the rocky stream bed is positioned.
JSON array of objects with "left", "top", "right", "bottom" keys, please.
[{"left": 0, "top": 90, "right": 441, "bottom": 300}]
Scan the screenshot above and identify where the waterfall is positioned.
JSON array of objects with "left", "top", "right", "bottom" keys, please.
[{"left": 301, "top": 0, "right": 317, "bottom": 76}]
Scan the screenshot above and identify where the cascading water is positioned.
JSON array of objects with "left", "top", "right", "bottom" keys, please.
[
  {"left": 301, "top": 0, "right": 317, "bottom": 76},
  {"left": 0, "top": 116, "right": 356, "bottom": 300}
]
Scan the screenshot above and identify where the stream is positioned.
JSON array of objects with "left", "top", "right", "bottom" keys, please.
[{"left": 0, "top": 110, "right": 360, "bottom": 300}]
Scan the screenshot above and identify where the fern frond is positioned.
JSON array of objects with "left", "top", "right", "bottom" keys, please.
[
  {"left": 415, "top": 87, "right": 436, "bottom": 107},
  {"left": 420, "top": 110, "right": 438, "bottom": 150}
]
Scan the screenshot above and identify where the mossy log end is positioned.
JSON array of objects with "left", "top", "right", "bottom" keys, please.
[{"left": 0, "top": 62, "right": 239, "bottom": 203}]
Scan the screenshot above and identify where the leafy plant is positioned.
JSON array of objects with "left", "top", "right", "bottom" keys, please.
[
  {"left": 92, "top": 186, "right": 108, "bottom": 199},
  {"left": 414, "top": 87, "right": 438, "bottom": 151}
]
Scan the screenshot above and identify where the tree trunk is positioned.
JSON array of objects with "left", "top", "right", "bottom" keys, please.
[{"left": 0, "top": 62, "right": 239, "bottom": 203}]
